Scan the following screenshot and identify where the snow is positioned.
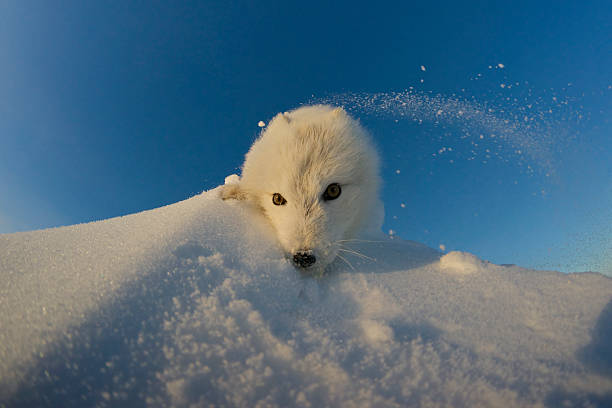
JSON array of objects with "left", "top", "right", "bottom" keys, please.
[
  {"left": 1, "top": 187, "right": 612, "bottom": 407},
  {"left": 439, "top": 251, "right": 487, "bottom": 275},
  {"left": 311, "top": 89, "right": 563, "bottom": 171}
]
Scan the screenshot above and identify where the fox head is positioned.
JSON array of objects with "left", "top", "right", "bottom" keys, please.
[{"left": 222, "top": 105, "right": 382, "bottom": 273}]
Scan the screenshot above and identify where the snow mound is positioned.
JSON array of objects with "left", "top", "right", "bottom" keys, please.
[
  {"left": 439, "top": 250, "right": 488, "bottom": 275},
  {"left": 1, "top": 187, "right": 611, "bottom": 407}
]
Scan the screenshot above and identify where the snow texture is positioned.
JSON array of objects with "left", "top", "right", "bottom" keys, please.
[{"left": 1, "top": 187, "right": 611, "bottom": 407}]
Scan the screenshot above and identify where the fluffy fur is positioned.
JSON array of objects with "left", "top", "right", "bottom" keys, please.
[{"left": 222, "top": 105, "right": 383, "bottom": 272}]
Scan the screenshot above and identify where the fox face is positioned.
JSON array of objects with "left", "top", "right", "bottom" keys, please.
[{"left": 222, "top": 105, "right": 381, "bottom": 273}]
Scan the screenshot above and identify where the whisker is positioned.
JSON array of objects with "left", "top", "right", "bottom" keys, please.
[
  {"left": 335, "top": 253, "right": 355, "bottom": 271},
  {"left": 335, "top": 239, "right": 387, "bottom": 244},
  {"left": 337, "top": 248, "right": 377, "bottom": 262}
]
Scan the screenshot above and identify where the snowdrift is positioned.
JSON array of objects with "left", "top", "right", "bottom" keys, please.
[{"left": 1, "top": 187, "right": 611, "bottom": 407}]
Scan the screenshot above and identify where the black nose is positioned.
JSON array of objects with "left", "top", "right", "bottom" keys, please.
[{"left": 293, "top": 251, "right": 316, "bottom": 268}]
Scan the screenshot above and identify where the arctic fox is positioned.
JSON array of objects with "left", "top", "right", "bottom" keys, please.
[{"left": 221, "top": 105, "right": 383, "bottom": 272}]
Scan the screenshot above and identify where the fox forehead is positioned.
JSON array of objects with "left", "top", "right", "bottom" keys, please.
[
  {"left": 246, "top": 138, "right": 366, "bottom": 194},
  {"left": 274, "top": 127, "right": 370, "bottom": 180}
]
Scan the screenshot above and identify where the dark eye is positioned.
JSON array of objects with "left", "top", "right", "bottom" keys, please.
[
  {"left": 323, "top": 183, "right": 341, "bottom": 201},
  {"left": 272, "top": 193, "right": 287, "bottom": 206}
]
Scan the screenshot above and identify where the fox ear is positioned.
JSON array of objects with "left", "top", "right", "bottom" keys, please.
[
  {"left": 220, "top": 183, "right": 248, "bottom": 201},
  {"left": 281, "top": 112, "right": 291, "bottom": 124}
]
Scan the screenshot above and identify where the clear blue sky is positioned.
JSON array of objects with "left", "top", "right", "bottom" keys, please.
[{"left": 1, "top": 1, "right": 610, "bottom": 273}]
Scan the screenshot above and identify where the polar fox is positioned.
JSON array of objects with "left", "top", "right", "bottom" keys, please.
[{"left": 221, "top": 105, "right": 383, "bottom": 272}]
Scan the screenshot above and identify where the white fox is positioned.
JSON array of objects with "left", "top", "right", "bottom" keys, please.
[{"left": 222, "top": 105, "right": 383, "bottom": 272}]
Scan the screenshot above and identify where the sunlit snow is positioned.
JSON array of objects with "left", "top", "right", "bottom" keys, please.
[{"left": 1, "top": 186, "right": 611, "bottom": 407}]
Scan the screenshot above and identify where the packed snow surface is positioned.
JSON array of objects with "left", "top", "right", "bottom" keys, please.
[{"left": 1, "top": 187, "right": 611, "bottom": 407}]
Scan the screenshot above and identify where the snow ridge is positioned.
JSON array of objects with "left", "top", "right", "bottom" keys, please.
[{"left": 1, "top": 188, "right": 611, "bottom": 407}]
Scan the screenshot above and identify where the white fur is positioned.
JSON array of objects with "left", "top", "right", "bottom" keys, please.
[{"left": 222, "top": 105, "right": 383, "bottom": 272}]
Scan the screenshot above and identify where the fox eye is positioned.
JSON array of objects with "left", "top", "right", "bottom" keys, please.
[
  {"left": 323, "top": 183, "right": 341, "bottom": 201},
  {"left": 272, "top": 193, "right": 287, "bottom": 206}
]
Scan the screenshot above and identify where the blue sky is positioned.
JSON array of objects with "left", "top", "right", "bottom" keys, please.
[{"left": 1, "top": 1, "right": 610, "bottom": 273}]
